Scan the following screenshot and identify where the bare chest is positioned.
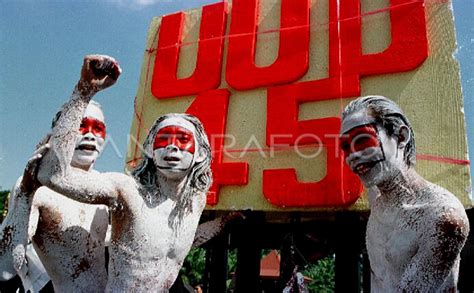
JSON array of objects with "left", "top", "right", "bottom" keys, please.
[
  {"left": 367, "top": 214, "right": 419, "bottom": 275},
  {"left": 112, "top": 198, "right": 203, "bottom": 261},
  {"left": 33, "top": 194, "right": 108, "bottom": 250},
  {"left": 367, "top": 207, "right": 420, "bottom": 278},
  {"left": 31, "top": 191, "right": 109, "bottom": 288},
  {"left": 107, "top": 197, "right": 205, "bottom": 290}
]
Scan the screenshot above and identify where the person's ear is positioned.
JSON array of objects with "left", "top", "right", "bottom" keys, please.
[
  {"left": 397, "top": 125, "right": 410, "bottom": 149},
  {"left": 195, "top": 148, "right": 207, "bottom": 164},
  {"left": 145, "top": 143, "right": 155, "bottom": 159}
]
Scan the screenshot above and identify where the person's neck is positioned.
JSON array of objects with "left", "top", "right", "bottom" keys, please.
[
  {"left": 376, "top": 165, "right": 425, "bottom": 204},
  {"left": 71, "top": 161, "right": 93, "bottom": 172},
  {"left": 155, "top": 173, "right": 187, "bottom": 201}
]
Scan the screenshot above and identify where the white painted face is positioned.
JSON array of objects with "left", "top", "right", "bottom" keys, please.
[
  {"left": 341, "top": 110, "right": 402, "bottom": 187},
  {"left": 71, "top": 103, "right": 106, "bottom": 171},
  {"left": 152, "top": 117, "right": 199, "bottom": 180}
]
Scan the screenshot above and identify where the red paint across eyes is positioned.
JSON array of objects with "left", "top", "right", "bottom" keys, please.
[
  {"left": 340, "top": 125, "right": 380, "bottom": 157},
  {"left": 79, "top": 117, "right": 106, "bottom": 138},
  {"left": 153, "top": 126, "right": 195, "bottom": 154}
]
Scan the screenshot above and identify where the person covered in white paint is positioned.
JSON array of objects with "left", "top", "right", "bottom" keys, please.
[
  {"left": 37, "top": 54, "right": 213, "bottom": 291},
  {"left": 0, "top": 141, "right": 48, "bottom": 292},
  {"left": 0, "top": 101, "right": 110, "bottom": 292},
  {"left": 339, "top": 95, "right": 470, "bottom": 292}
]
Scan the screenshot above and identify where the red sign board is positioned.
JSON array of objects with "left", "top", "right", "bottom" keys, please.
[{"left": 127, "top": 0, "right": 471, "bottom": 210}]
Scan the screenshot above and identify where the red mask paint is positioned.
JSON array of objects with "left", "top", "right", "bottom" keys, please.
[
  {"left": 79, "top": 117, "right": 106, "bottom": 138},
  {"left": 153, "top": 126, "right": 196, "bottom": 154},
  {"left": 340, "top": 125, "right": 380, "bottom": 157}
]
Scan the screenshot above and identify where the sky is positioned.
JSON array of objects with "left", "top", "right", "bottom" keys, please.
[{"left": 0, "top": 0, "right": 473, "bottom": 191}]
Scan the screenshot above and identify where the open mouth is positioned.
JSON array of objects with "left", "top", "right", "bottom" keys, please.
[
  {"left": 164, "top": 156, "right": 180, "bottom": 162},
  {"left": 76, "top": 144, "right": 97, "bottom": 152},
  {"left": 354, "top": 161, "right": 377, "bottom": 176}
]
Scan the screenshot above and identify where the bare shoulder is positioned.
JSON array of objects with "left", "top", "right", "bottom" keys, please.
[
  {"left": 425, "top": 182, "right": 467, "bottom": 212},
  {"left": 425, "top": 182, "right": 469, "bottom": 241},
  {"left": 32, "top": 186, "right": 56, "bottom": 207}
]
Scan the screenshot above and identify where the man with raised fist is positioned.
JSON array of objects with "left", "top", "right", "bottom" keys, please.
[{"left": 37, "top": 54, "right": 213, "bottom": 291}]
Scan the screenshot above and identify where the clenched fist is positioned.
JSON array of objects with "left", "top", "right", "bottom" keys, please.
[{"left": 77, "top": 54, "right": 122, "bottom": 97}]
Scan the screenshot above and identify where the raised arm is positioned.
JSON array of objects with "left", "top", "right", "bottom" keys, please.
[
  {"left": 0, "top": 146, "right": 46, "bottom": 281},
  {"left": 397, "top": 207, "right": 469, "bottom": 291},
  {"left": 37, "top": 55, "right": 123, "bottom": 206}
]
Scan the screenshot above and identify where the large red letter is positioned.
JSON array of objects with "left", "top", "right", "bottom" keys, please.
[
  {"left": 186, "top": 90, "right": 249, "bottom": 205},
  {"left": 330, "top": 0, "right": 428, "bottom": 77},
  {"left": 151, "top": 2, "right": 228, "bottom": 98},
  {"left": 226, "top": 0, "right": 310, "bottom": 90},
  {"left": 264, "top": 76, "right": 363, "bottom": 207}
]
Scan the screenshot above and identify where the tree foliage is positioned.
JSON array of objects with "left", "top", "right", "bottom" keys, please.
[
  {"left": 181, "top": 248, "right": 207, "bottom": 286},
  {"left": 303, "top": 255, "right": 335, "bottom": 293},
  {"left": 180, "top": 248, "right": 239, "bottom": 288},
  {"left": 0, "top": 190, "right": 9, "bottom": 222},
  {"left": 180, "top": 248, "right": 335, "bottom": 292}
]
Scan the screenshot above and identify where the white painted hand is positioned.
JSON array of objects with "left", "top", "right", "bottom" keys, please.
[
  {"left": 78, "top": 54, "right": 122, "bottom": 96},
  {"left": 20, "top": 143, "right": 50, "bottom": 193}
]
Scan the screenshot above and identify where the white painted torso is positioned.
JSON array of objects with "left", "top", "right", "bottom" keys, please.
[
  {"left": 31, "top": 186, "right": 108, "bottom": 292},
  {"left": 106, "top": 178, "right": 206, "bottom": 292},
  {"left": 367, "top": 201, "right": 421, "bottom": 291},
  {"left": 366, "top": 182, "right": 464, "bottom": 292}
]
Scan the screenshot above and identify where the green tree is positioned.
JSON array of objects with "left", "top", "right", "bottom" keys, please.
[
  {"left": 180, "top": 248, "right": 207, "bottom": 286},
  {"left": 0, "top": 189, "right": 10, "bottom": 222},
  {"left": 303, "top": 255, "right": 335, "bottom": 293},
  {"left": 180, "top": 248, "right": 335, "bottom": 292},
  {"left": 180, "top": 247, "right": 238, "bottom": 288}
]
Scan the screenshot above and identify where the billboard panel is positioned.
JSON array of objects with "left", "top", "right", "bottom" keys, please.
[{"left": 126, "top": 0, "right": 471, "bottom": 211}]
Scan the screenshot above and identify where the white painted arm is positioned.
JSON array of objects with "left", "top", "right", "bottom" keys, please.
[
  {"left": 37, "top": 55, "right": 122, "bottom": 206},
  {"left": 192, "top": 212, "right": 243, "bottom": 248},
  {"left": 0, "top": 179, "right": 31, "bottom": 280},
  {"left": 0, "top": 144, "right": 47, "bottom": 281},
  {"left": 397, "top": 208, "right": 469, "bottom": 291}
]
